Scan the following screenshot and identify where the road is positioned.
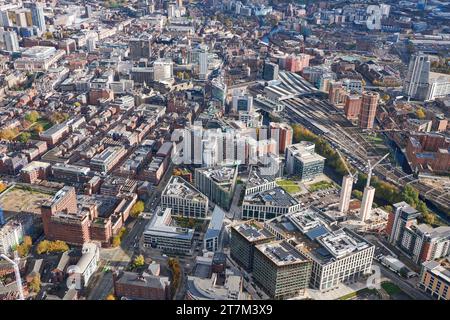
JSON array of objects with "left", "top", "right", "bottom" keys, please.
[
  {"left": 86, "top": 217, "right": 149, "bottom": 300},
  {"left": 375, "top": 262, "right": 431, "bottom": 300}
]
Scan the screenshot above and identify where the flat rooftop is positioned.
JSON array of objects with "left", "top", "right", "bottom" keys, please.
[
  {"left": 163, "top": 176, "right": 207, "bottom": 203},
  {"left": 145, "top": 207, "right": 194, "bottom": 241},
  {"left": 232, "top": 221, "right": 274, "bottom": 243},
  {"left": 255, "top": 240, "right": 309, "bottom": 267},
  {"left": 198, "top": 166, "right": 237, "bottom": 185},
  {"left": 246, "top": 166, "right": 276, "bottom": 189},
  {"left": 243, "top": 187, "right": 299, "bottom": 207}
]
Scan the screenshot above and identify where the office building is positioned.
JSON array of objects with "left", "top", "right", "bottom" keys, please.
[
  {"left": 230, "top": 220, "right": 275, "bottom": 271},
  {"left": 245, "top": 166, "right": 277, "bottom": 196},
  {"left": 285, "top": 142, "right": 325, "bottom": 181},
  {"left": 3, "top": 31, "right": 19, "bottom": 52},
  {"left": 90, "top": 146, "right": 127, "bottom": 173},
  {"left": 231, "top": 90, "right": 253, "bottom": 113},
  {"left": 359, "top": 91, "right": 379, "bottom": 129},
  {"left": 204, "top": 206, "right": 225, "bottom": 252},
  {"left": 263, "top": 61, "right": 279, "bottom": 81},
  {"left": 386, "top": 202, "right": 450, "bottom": 264},
  {"left": 419, "top": 259, "right": 450, "bottom": 300},
  {"left": 264, "top": 210, "right": 375, "bottom": 292},
  {"left": 30, "top": 3, "right": 46, "bottom": 32},
  {"left": 129, "top": 38, "right": 152, "bottom": 60},
  {"left": 143, "top": 207, "right": 194, "bottom": 255},
  {"left": 153, "top": 59, "right": 173, "bottom": 82},
  {"left": 242, "top": 187, "right": 301, "bottom": 221},
  {"left": 194, "top": 166, "right": 238, "bottom": 210},
  {"left": 253, "top": 240, "right": 312, "bottom": 299},
  {"left": 211, "top": 77, "right": 227, "bottom": 106},
  {"left": 404, "top": 53, "right": 431, "bottom": 100},
  {"left": 161, "top": 176, "right": 209, "bottom": 218}
]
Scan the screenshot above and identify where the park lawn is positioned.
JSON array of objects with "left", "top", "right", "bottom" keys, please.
[
  {"left": 276, "top": 179, "right": 301, "bottom": 194},
  {"left": 308, "top": 180, "right": 335, "bottom": 192},
  {"left": 381, "top": 281, "right": 402, "bottom": 296}
]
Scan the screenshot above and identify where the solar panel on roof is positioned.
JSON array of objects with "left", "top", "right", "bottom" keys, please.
[{"left": 305, "top": 226, "right": 329, "bottom": 241}]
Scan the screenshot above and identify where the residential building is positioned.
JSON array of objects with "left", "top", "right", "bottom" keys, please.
[
  {"left": 359, "top": 91, "right": 379, "bottom": 129},
  {"left": 419, "top": 259, "right": 450, "bottom": 300},
  {"left": 194, "top": 166, "right": 238, "bottom": 210},
  {"left": 404, "top": 53, "right": 431, "bottom": 100},
  {"left": 387, "top": 202, "right": 450, "bottom": 264}
]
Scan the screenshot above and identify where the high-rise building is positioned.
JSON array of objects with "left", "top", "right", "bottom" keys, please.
[
  {"left": 211, "top": 77, "right": 227, "bottom": 106},
  {"left": 0, "top": 10, "right": 12, "bottom": 27},
  {"left": 231, "top": 90, "right": 253, "bottom": 113},
  {"left": 344, "top": 94, "right": 362, "bottom": 120},
  {"left": 30, "top": 3, "right": 46, "bottom": 32},
  {"left": 404, "top": 53, "right": 431, "bottom": 100},
  {"left": 263, "top": 61, "right": 279, "bottom": 81},
  {"left": 359, "top": 186, "right": 375, "bottom": 222},
  {"left": 359, "top": 91, "right": 379, "bottom": 129},
  {"left": 153, "top": 59, "right": 173, "bottom": 82},
  {"left": 3, "top": 31, "right": 20, "bottom": 52},
  {"left": 285, "top": 54, "right": 310, "bottom": 73},
  {"left": 198, "top": 51, "right": 208, "bottom": 80},
  {"left": 339, "top": 175, "right": 354, "bottom": 213},
  {"left": 387, "top": 202, "right": 450, "bottom": 264},
  {"left": 129, "top": 38, "right": 152, "bottom": 60}
]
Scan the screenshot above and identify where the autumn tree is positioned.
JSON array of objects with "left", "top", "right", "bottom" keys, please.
[
  {"left": 28, "top": 274, "right": 41, "bottom": 293},
  {"left": 105, "top": 294, "right": 116, "bottom": 300},
  {"left": 33, "top": 123, "right": 44, "bottom": 134},
  {"left": 133, "top": 255, "right": 145, "bottom": 268},
  {"left": 0, "top": 182, "right": 7, "bottom": 193},
  {"left": 25, "top": 111, "right": 40, "bottom": 123},
  {"left": 130, "top": 201, "right": 145, "bottom": 217},
  {"left": 416, "top": 108, "right": 426, "bottom": 120}
]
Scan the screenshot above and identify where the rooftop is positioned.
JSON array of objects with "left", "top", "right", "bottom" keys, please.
[
  {"left": 163, "top": 176, "right": 208, "bottom": 203},
  {"left": 232, "top": 220, "right": 274, "bottom": 243},
  {"left": 255, "top": 240, "right": 310, "bottom": 267},
  {"left": 243, "top": 187, "right": 299, "bottom": 207},
  {"left": 144, "top": 207, "right": 194, "bottom": 241}
]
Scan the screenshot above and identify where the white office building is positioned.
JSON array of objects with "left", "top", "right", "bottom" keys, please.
[
  {"left": 161, "top": 176, "right": 209, "bottom": 218},
  {"left": 143, "top": 207, "right": 194, "bottom": 255}
]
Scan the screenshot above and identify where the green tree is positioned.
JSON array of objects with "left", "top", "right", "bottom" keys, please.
[
  {"left": 25, "top": 111, "right": 40, "bottom": 123},
  {"left": 17, "top": 132, "right": 31, "bottom": 143},
  {"left": 352, "top": 190, "right": 363, "bottom": 200},
  {"left": 112, "top": 235, "right": 121, "bottom": 247}
]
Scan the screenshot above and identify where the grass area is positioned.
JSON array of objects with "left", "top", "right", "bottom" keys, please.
[
  {"left": 365, "top": 134, "right": 384, "bottom": 144},
  {"left": 338, "top": 288, "right": 380, "bottom": 300},
  {"left": 276, "top": 179, "right": 301, "bottom": 194},
  {"left": 308, "top": 180, "right": 335, "bottom": 192},
  {"left": 381, "top": 281, "right": 402, "bottom": 296}
]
